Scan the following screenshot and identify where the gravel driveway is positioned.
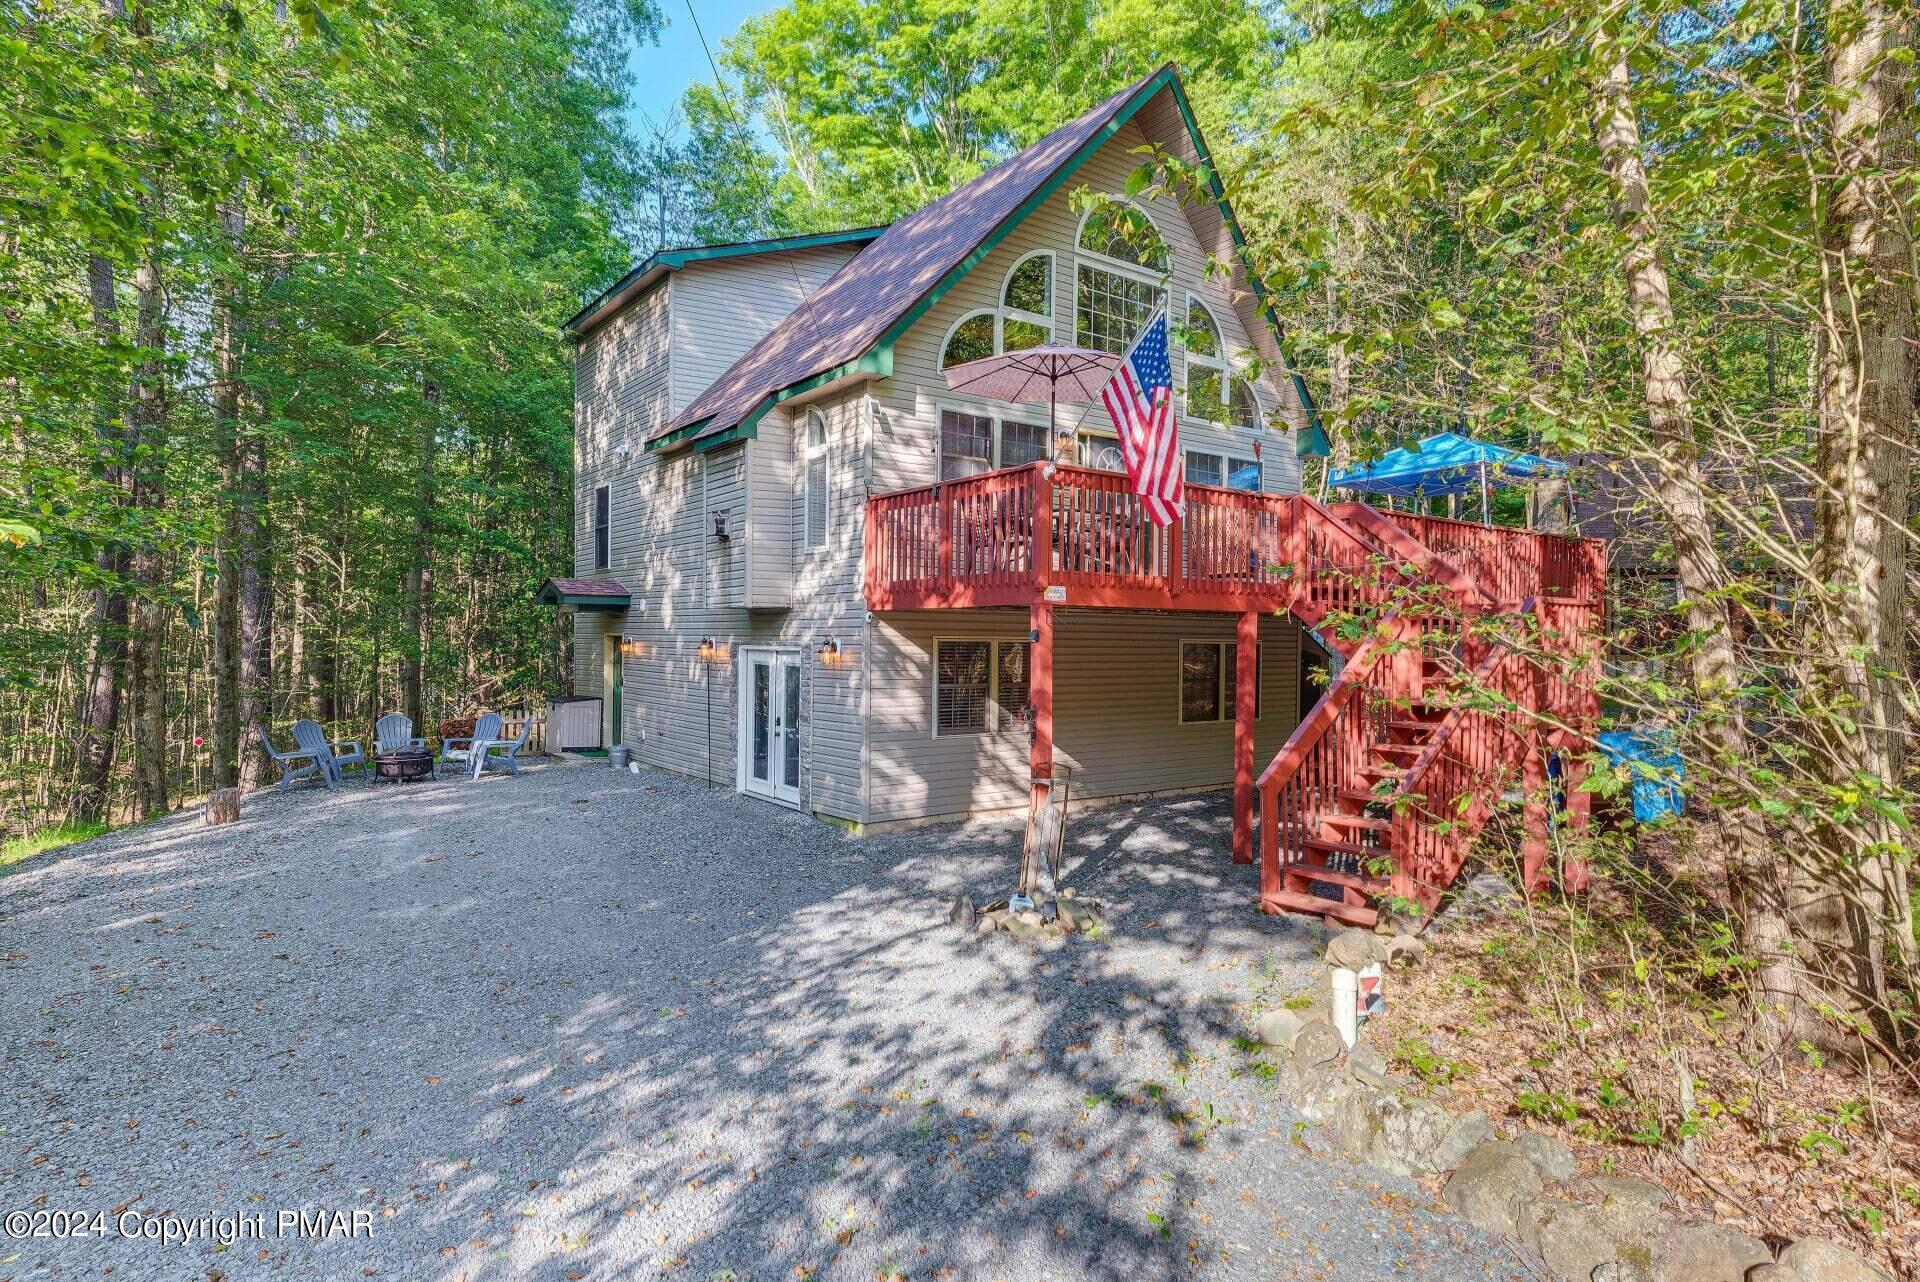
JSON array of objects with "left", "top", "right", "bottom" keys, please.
[{"left": 2, "top": 761, "right": 1522, "bottom": 1281}]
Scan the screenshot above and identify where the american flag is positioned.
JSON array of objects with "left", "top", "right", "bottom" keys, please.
[{"left": 1099, "top": 310, "right": 1182, "bottom": 527}]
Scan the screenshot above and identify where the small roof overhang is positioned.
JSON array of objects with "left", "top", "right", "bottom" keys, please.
[{"left": 536, "top": 576, "right": 631, "bottom": 612}]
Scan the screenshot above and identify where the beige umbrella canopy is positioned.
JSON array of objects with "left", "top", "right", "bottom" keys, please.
[{"left": 941, "top": 346, "right": 1119, "bottom": 458}]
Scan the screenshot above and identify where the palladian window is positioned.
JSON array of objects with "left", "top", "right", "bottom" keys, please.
[
  {"left": 1075, "top": 203, "right": 1169, "bottom": 355},
  {"left": 1183, "top": 296, "right": 1259, "bottom": 428}
]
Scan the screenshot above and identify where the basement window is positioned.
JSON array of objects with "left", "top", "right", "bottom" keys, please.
[
  {"left": 1180, "top": 640, "right": 1259, "bottom": 724},
  {"left": 935, "top": 639, "right": 1031, "bottom": 736}
]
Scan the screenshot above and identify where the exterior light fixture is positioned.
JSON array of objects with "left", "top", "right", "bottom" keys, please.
[
  {"left": 817, "top": 637, "right": 839, "bottom": 663},
  {"left": 697, "top": 636, "right": 716, "bottom": 661},
  {"left": 619, "top": 635, "right": 643, "bottom": 659}
]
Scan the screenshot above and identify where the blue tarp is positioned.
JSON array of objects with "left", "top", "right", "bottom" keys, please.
[
  {"left": 1596, "top": 729, "right": 1686, "bottom": 824},
  {"left": 1329, "top": 431, "right": 1568, "bottom": 499}
]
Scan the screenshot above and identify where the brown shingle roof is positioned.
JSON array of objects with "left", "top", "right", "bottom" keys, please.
[
  {"left": 651, "top": 66, "right": 1180, "bottom": 448},
  {"left": 1572, "top": 453, "right": 1813, "bottom": 572}
]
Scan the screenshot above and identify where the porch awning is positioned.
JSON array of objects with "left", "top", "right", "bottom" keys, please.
[
  {"left": 536, "top": 576, "right": 630, "bottom": 612},
  {"left": 1329, "top": 431, "right": 1567, "bottom": 499}
]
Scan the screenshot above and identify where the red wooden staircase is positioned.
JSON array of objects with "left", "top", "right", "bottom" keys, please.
[{"left": 1257, "top": 504, "right": 1606, "bottom": 927}]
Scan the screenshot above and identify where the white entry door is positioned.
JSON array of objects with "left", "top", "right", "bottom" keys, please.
[{"left": 740, "top": 649, "right": 802, "bottom": 806}]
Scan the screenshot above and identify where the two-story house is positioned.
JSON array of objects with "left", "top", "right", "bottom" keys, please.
[
  {"left": 549, "top": 64, "right": 1320, "bottom": 833},
  {"left": 544, "top": 63, "right": 1607, "bottom": 928}
]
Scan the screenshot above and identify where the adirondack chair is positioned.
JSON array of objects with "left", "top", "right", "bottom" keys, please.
[
  {"left": 254, "top": 724, "right": 329, "bottom": 792},
  {"left": 439, "top": 712, "right": 502, "bottom": 780},
  {"left": 373, "top": 713, "right": 427, "bottom": 755},
  {"left": 291, "top": 718, "right": 366, "bottom": 785},
  {"left": 472, "top": 715, "right": 534, "bottom": 779}
]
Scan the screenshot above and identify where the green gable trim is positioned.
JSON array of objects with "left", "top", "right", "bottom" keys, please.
[
  {"left": 676, "top": 348, "right": 895, "bottom": 454},
  {"left": 645, "top": 418, "right": 713, "bottom": 453},
  {"left": 1161, "top": 79, "right": 1327, "bottom": 457},
  {"left": 869, "top": 65, "right": 1182, "bottom": 358},
  {"left": 564, "top": 226, "right": 887, "bottom": 335},
  {"left": 700, "top": 68, "right": 1182, "bottom": 448}
]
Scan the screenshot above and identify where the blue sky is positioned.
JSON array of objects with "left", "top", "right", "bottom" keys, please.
[{"left": 624, "top": 1, "right": 774, "bottom": 137}]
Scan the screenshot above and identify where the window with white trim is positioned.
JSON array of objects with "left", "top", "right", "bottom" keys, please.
[
  {"left": 803, "top": 409, "right": 828, "bottom": 548},
  {"left": 1075, "top": 203, "right": 1168, "bottom": 355},
  {"left": 1179, "top": 640, "right": 1259, "bottom": 724},
  {"left": 591, "top": 484, "right": 610, "bottom": 570},
  {"left": 939, "top": 408, "right": 1048, "bottom": 480},
  {"left": 1184, "top": 449, "right": 1261, "bottom": 492},
  {"left": 1182, "top": 295, "right": 1260, "bottom": 428},
  {"left": 935, "top": 639, "right": 1032, "bottom": 735},
  {"left": 939, "top": 253, "right": 1056, "bottom": 370}
]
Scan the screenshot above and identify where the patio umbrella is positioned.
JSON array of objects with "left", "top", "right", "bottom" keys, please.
[{"left": 941, "top": 346, "right": 1119, "bottom": 459}]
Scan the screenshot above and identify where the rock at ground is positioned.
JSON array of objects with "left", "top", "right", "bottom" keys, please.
[
  {"left": 1326, "top": 927, "right": 1384, "bottom": 969},
  {"left": 1059, "top": 886, "right": 1076, "bottom": 900},
  {"left": 1591, "top": 1263, "right": 1652, "bottom": 1282},
  {"left": 948, "top": 894, "right": 976, "bottom": 928},
  {"left": 1004, "top": 915, "right": 1042, "bottom": 940},
  {"left": 975, "top": 914, "right": 998, "bottom": 936},
  {"left": 1511, "top": 1131, "right": 1578, "bottom": 1182},
  {"left": 1346, "top": 1040, "right": 1398, "bottom": 1088},
  {"left": 1334, "top": 1089, "right": 1492, "bottom": 1177},
  {"left": 1290, "top": 1018, "right": 1345, "bottom": 1068},
  {"left": 1385, "top": 932, "right": 1426, "bottom": 968},
  {"left": 1015, "top": 909, "right": 1043, "bottom": 928},
  {"left": 1752, "top": 1238, "right": 1894, "bottom": 1282},
  {"left": 1577, "top": 1175, "right": 1674, "bottom": 1213},
  {"left": 1651, "top": 1221, "right": 1773, "bottom": 1282},
  {"left": 1441, "top": 1140, "right": 1544, "bottom": 1239},
  {"left": 1256, "top": 1009, "right": 1303, "bottom": 1049},
  {"left": 1517, "top": 1195, "right": 1661, "bottom": 1282},
  {"left": 1058, "top": 898, "right": 1099, "bottom": 931}
]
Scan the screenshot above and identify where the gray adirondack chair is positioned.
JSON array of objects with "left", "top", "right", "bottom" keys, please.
[
  {"left": 254, "top": 724, "right": 329, "bottom": 792},
  {"left": 439, "top": 712, "right": 502, "bottom": 780},
  {"left": 472, "top": 715, "right": 534, "bottom": 779},
  {"left": 291, "top": 718, "right": 366, "bottom": 785},
  {"left": 373, "top": 713, "right": 427, "bottom": 755}
]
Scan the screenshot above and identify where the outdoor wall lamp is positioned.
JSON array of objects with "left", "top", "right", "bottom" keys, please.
[
  {"left": 817, "top": 637, "right": 840, "bottom": 664},
  {"left": 697, "top": 636, "right": 716, "bottom": 661},
  {"left": 619, "top": 635, "right": 643, "bottom": 659}
]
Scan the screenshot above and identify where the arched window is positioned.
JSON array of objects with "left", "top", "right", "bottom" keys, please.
[
  {"left": 1000, "top": 252, "right": 1052, "bottom": 352},
  {"left": 938, "top": 253, "right": 1055, "bottom": 369},
  {"left": 1075, "top": 202, "right": 1168, "bottom": 354},
  {"left": 1182, "top": 295, "right": 1259, "bottom": 429},
  {"left": 803, "top": 409, "right": 828, "bottom": 549},
  {"left": 940, "top": 311, "right": 997, "bottom": 370}
]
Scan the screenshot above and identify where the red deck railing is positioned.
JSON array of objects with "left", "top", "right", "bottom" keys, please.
[{"left": 865, "top": 462, "right": 1604, "bottom": 616}]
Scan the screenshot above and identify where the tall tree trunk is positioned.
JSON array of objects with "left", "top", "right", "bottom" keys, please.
[
  {"left": 210, "top": 203, "right": 242, "bottom": 791},
  {"left": 401, "top": 387, "right": 436, "bottom": 727},
  {"left": 1588, "top": 19, "right": 1804, "bottom": 1042},
  {"left": 1799, "top": 0, "right": 1918, "bottom": 1036},
  {"left": 69, "top": 253, "right": 129, "bottom": 824},
  {"left": 234, "top": 209, "right": 272, "bottom": 789},
  {"left": 127, "top": 251, "right": 169, "bottom": 819}
]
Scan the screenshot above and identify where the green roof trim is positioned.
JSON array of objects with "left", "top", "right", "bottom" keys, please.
[
  {"left": 657, "top": 349, "right": 895, "bottom": 456},
  {"left": 564, "top": 226, "right": 888, "bottom": 335},
  {"left": 719, "top": 65, "right": 1326, "bottom": 457},
  {"left": 1160, "top": 78, "right": 1329, "bottom": 458}
]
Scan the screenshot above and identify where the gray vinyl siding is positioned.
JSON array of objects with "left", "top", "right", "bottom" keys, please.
[
  {"left": 746, "top": 417, "right": 794, "bottom": 609},
  {"left": 702, "top": 443, "right": 747, "bottom": 607},
  {"left": 866, "top": 610, "right": 1302, "bottom": 823},
  {"left": 669, "top": 247, "right": 865, "bottom": 410}
]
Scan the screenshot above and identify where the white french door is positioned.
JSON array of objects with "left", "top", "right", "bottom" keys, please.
[{"left": 739, "top": 648, "right": 802, "bottom": 806}]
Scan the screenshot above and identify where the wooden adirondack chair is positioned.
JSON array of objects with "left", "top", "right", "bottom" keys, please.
[
  {"left": 373, "top": 713, "right": 427, "bottom": 755},
  {"left": 292, "top": 718, "right": 366, "bottom": 785},
  {"left": 254, "top": 724, "right": 329, "bottom": 792},
  {"left": 440, "top": 712, "right": 502, "bottom": 780}
]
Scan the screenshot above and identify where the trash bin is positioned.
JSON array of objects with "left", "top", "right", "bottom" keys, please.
[{"left": 610, "top": 745, "right": 631, "bottom": 770}]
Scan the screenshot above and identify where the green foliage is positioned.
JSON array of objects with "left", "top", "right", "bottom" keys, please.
[{"left": 1, "top": 820, "right": 110, "bottom": 871}]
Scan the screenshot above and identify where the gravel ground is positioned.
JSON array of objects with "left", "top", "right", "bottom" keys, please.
[{"left": 1, "top": 760, "right": 1524, "bottom": 1282}]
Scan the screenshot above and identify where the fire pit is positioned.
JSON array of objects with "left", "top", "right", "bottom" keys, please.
[{"left": 374, "top": 747, "right": 434, "bottom": 782}]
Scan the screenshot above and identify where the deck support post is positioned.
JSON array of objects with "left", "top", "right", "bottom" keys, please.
[
  {"left": 1022, "top": 600, "right": 1055, "bottom": 892},
  {"left": 1233, "top": 610, "right": 1257, "bottom": 865}
]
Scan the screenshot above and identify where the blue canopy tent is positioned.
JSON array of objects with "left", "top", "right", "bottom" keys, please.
[{"left": 1328, "top": 431, "right": 1569, "bottom": 524}]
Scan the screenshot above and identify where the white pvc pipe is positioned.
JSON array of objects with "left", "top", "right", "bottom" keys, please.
[{"left": 1330, "top": 967, "right": 1359, "bottom": 1048}]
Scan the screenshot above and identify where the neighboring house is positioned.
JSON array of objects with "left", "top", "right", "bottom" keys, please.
[{"left": 546, "top": 64, "right": 1318, "bottom": 830}]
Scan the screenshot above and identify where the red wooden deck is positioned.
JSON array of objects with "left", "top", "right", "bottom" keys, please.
[{"left": 862, "top": 461, "right": 1607, "bottom": 924}]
